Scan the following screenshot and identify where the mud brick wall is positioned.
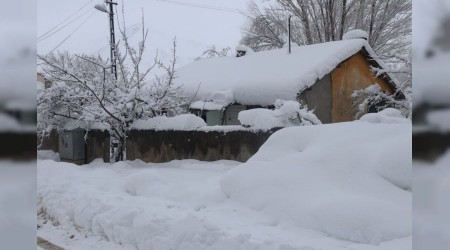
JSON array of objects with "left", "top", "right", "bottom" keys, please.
[
  {"left": 413, "top": 131, "right": 450, "bottom": 162},
  {"left": 0, "top": 132, "right": 36, "bottom": 159},
  {"left": 126, "top": 128, "right": 281, "bottom": 163}
]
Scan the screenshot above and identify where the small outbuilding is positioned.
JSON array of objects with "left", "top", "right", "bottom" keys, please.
[{"left": 175, "top": 30, "right": 400, "bottom": 125}]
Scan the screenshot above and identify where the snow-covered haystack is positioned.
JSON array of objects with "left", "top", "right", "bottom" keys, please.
[
  {"left": 131, "top": 114, "right": 206, "bottom": 131},
  {"left": 238, "top": 100, "right": 321, "bottom": 130},
  {"left": 360, "top": 108, "right": 410, "bottom": 124},
  {"left": 343, "top": 29, "right": 369, "bottom": 40},
  {"left": 221, "top": 122, "right": 411, "bottom": 245}
]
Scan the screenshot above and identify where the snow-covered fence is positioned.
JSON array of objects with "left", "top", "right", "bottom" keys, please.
[{"left": 126, "top": 128, "right": 280, "bottom": 163}]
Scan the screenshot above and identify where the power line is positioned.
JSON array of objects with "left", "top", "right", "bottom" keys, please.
[
  {"left": 48, "top": 11, "right": 97, "bottom": 53},
  {"left": 155, "top": 0, "right": 250, "bottom": 15},
  {"left": 38, "top": 0, "right": 94, "bottom": 40},
  {"left": 38, "top": 8, "right": 96, "bottom": 43}
]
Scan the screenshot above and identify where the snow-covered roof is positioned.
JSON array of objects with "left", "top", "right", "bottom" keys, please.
[
  {"left": 343, "top": 29, "right": 369, "bottom": 40},
  {"left": 175, "top": 39, "right": 397, "bottom": 106}
]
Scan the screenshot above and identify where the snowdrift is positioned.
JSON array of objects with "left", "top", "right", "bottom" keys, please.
[{"left": 221, "top": 122, "right": 412, "bottom": 245}]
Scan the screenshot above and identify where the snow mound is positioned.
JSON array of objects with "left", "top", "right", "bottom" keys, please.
[
  {"left": 426, "top": 109, "right": 450, "bottom": 131},
  {"left": 235, "top": 44, "right": 254, "bottom": 54},
  {"left": 343, "top": 29, "right": 369, "bottom": 40},
  {"left": 190, "top": 89, "right": 234, "bottom": 111},
  {"left": 360, "top": 108, "right": 410, "bottom": 124},
  {"left": 238, "top": 100, "right": 321, "bottom": 130},
  {"left": 221, "top": 122, "right": 411, "bottom": 245},
  {"left": 131, "top": 114, "right": 206, "bottom": 131},
  {"left": 0, "top": 113, "right": 20, "bottom": 131}
]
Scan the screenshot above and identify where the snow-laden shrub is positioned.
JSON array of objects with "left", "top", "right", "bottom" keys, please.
[
  {"left": 238, "top": 100, "right": 321, "bottom": 130},
  {"left": 360, "top": 108, "right": 410, "bottom": 124},
  {"left": 131, "top": 114, "right": 206, "bottom": 131},
  {"left": 352, "top": 84, "right": 411, "bottom": 119}
]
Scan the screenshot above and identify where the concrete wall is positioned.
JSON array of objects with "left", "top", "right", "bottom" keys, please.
[
  {"left": 126, "top": 128, "right": 281, "bottom": 163},
  {"left": 298, "top": 74, "right": 332, "bottom": 124}
]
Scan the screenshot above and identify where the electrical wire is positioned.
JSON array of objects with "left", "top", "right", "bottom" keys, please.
[
  {"left": 38, "top": 0, "right": 94, "bottom": 40},
  {"left": 48, "top": 11, "right": 97, "bottom": 53},
  {"left": 38, "top": 8, "right": 96, "bottom": 43},
  {"left": 155, "top": 0, "right": 250, "bottom": 15}
]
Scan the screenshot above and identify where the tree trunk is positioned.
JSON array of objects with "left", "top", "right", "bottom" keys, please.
[
  {"left": 339, "top": 0, "right": 347, "bottom": 39},
  {"left": 115, "top": 135, "right": 125, "bottom": 162}
]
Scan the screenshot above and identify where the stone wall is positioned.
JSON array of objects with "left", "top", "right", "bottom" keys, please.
[{"left": 126, "top": 128, "right": 281, "bottom": 163}]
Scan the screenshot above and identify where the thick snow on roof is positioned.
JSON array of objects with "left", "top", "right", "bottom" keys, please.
[
  {"left": 343, "top": 29, "right": 369, "bottom": 40},
  {"left": 176, "top": 39, "right": 392, "bottom": 106}
]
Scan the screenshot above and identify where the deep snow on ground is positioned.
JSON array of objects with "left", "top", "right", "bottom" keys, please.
[
  {"left": 413, "top": 152, "right": 450, "bottom": 250},
  {"left": 37, "top": 121, "right": 411, "bottom": 250},
  {"left": 0, "top": 161, "right": 36, "bottom": 250}
]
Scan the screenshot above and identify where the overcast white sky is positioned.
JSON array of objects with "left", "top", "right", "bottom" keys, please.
[
  {"left": 413, "top": 0, "right": 450, "bottom": 53},
  {"left": 37, "top": 0, "right": 250, "bottom": 67}
]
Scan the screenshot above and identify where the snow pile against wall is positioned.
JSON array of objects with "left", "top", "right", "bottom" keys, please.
[
  {"left": 176, "top": 39, "right": 396, "bottom": 106},
  {"left": 221, "top": 122, "right": 411, "bottom": 245},
  {"left": 238, "top": 100, "right": 321, "bottom": 130},
  {"left": 0, "top": 113, "right": 35, "bottom": 132},
  {"left": 190, "top": 89, "right": 234, "bottom": 110},
  {"left": 360, "top": 108, "right": 410, "bottom": 124},
  {"left": 426, "top": 109, "right": 450, "bottom": 131},
  {"left": 131, "top": 114, "right": 206, "bottom": 131}
]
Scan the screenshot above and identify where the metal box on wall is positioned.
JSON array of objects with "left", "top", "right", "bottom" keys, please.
[{"left": 59, "top": 129, "right": 86, "bottom": 162}]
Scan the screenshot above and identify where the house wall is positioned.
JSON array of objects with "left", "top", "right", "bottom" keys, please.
[
  {"left": 331, "top": 52, "right": 394, "bottom": 122},
  {"left": 297, "top": 74, "right": 332, "bottom": 124},
  {"left": 224, "top": 105, "right": 246, "bottom": 125},
  {"left": 126, "top": 128, "right": 280, "bottom": 163}
]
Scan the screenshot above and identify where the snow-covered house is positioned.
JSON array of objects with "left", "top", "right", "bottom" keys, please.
[{"left": 175, "top": 31, "right": 400, "bottom": 125}]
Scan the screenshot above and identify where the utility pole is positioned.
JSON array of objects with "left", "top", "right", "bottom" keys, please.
[
  {"left": 95, "top": 1, "right": 118, "bottom": 79},
  {"left": 288, "top": 15, "right": 292, "bottom": 54},
  {"left": 106, "top": 1, "right": 118, "bottom": 79}
]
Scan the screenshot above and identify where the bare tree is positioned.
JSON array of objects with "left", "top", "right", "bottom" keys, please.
[
  {"left": 38, "top": 15, "right": 186, "bottom": 161},
  {"left": 241, "top": 0, "right": 411, "bottom": 57},
  {"left": 195, "top": 45, "right": 231, "bottom": 61}
]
